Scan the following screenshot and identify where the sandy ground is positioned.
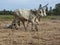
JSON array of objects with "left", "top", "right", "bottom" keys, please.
[{"left": 0, "top": 20, "right": 60, "bottom": 45}]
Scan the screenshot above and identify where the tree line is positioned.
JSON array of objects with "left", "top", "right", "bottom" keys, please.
[
  {"left": 0, "top": 3, "right": 60, "bottom": 16},
  {"left": 0, "top": 9, "right": 14, "bottom": 15},
  {"left": 46, "top": 3, "right": 60, "bottom": 16}
]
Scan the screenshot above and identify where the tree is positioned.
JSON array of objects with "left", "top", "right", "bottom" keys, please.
[
  {"left": 0, "top": 9, "right": 14, "bottom": 15},
  {"left": 53, "top": 3, "right": 60, "bottom": 15},
  {"left": 49, "top": 7, "right": 53, "bottom": 15}
]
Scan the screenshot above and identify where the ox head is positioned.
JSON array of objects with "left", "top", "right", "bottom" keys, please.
[
  {"left": 37, "top": 8, "right": 47, "bottom": 17},
  {"left": 33, "top": 4, "right": 48, "bottom": 24},
  {"left": 37, "top": 4, "right": 48, "bottom": 17}
]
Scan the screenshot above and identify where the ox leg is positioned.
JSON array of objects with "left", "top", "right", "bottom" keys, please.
[
  {"left": 11, "top": 19, "right": 16, "bottom": 29},
  {"left": 35, "top": 23, "right": 38, "bottom": 31},
  {"left": 22, "top": 22, "right": 27, "bottom": 31},
  {"left": 26, "top": 22, "right": 29, "bottom": 30},
  {"left": 34, "top": 17, "right": 38, "bottom": 31},
  {"left": 14, "top": 18, "right": 19, "bottom": 30},
  {"left": 12, "top": 17, "right": 18, "bottom": 30},
  {"left": 17, "top": 20, "right": 20, "bottom": 27},
  {"left": 17, "top": 20, "right": 21, "bottom": 29},
  {"left": 31, "top": 22, "right": 34, "bottom": 31},
  {"left": 27, "top": 22, "right": 29, "bottom": 27},
  {"left": 14, "top": 20, "right": 18, "bottom": 30},
  {"left": 27, "top": 21, "right": 30, "bottom": 27}
]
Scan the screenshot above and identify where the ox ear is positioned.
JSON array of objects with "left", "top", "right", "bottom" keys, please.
[{"left": 43, "top": 4, "right": 48, "bottom": 8}]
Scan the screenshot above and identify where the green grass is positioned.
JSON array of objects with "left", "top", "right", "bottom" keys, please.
[
  {"left": 0, "top": 15, "right": 60, "bottom": 20},
  {"left": 42, "top": 16, "right": 60, "bottom": 20},
  {"left": 0, "top": 15, "right": 14, "bottom": 20}
]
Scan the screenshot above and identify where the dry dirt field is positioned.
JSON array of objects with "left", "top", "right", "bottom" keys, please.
[{"left": 0, "top": 19, "right": 60, "bottom": 45}]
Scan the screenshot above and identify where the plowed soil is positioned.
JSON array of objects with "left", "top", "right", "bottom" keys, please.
[{"left": 0, "top": 20, "right": 60, "bottom": 45}]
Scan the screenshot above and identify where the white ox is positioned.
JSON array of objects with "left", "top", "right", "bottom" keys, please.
[
  {"left": 12, "top": 9, "right": 42, "bottom": 31},
  {"left": 11, "top": 4, "right": 47, "bottom": 31}
]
